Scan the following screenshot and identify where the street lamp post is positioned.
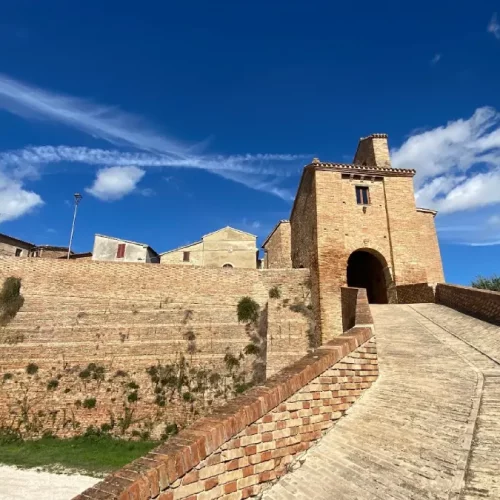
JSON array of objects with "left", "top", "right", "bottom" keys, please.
[{"left": 67, "top": 193, "right": 82, "bottom": 259}]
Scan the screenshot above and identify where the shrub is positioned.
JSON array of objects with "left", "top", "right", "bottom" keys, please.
[
  {"left": 2, "top": 373, "right": 13, "bottom": 381},
  {"left": 243, "top": 343, "right": 260, "bottom": 356},
  {"left": 26, "top": 363, "right": 38, "bottom": 375},
  {"left": 127, "top": 391, "right": 139, "bottom": 403},
  {"left": 0, "top": 277, "right": 24, "bottom": 325},
  {"left": 237, "top": 297, "right": 260, "bottom": 323},
  {"left": 182, "top": 392, "right": 194, "bottom": 403},
  {"left": 79, "top": 363, "right": 105, "bottom": 381},
  {"left": 471, "top": 275, "right": 500, "bottom": 292},
  {"left": 127, "top": 381, "right": 139, "bottom": 390},
  {"left": 47, "top": 379, "right": 59, "bottom": 390},
  {"left": 83, "top": 397, "right": 97, "bottom": 409},
  {"left": 161, "top": 423, "right": 178, "bottom": 440},
  {"left": 184, "top": 330, "right": 196, "bottom": 342},
  {"left": 115, "top": 370, "right": 128, "bottom": 377},
  {"left": 100, "top": 422, "right": 113, "bottom": 433},
  {"left": 269, "top": 286, "right": 281, "bottom": 299},
  {"left": 224, "top": 353, "right": 240, "bottom": 371}
]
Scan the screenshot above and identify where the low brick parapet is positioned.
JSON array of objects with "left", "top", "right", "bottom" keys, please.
[
  {"left": 75, "top": 327, "right": 377, "bottom": 500},
  {"left": 436, "top": 283, "right": 500, "bottom": 326}
]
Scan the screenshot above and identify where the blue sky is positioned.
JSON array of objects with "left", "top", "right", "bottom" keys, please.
[{"left": 0, "top": 1, "right": 499, "bottom": 285}]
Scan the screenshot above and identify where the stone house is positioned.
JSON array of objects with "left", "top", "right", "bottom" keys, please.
[
  {"left": 0, "top": 234, "right": 75, "bottom": 259},
  {"left": 0, "top": 233, "right": 34, "bottom": 257},
  {"left": 262, "top": 133, "right": 444, "bottom": 339},
  {"left": 92, "top": 234, "right": 159, "bottom": 263},
  {"left": 30, "top": 245, "right": 72, "bottom": 259},
  {"left": 160, "top": 226, "right": 258, "bottom": 268}
]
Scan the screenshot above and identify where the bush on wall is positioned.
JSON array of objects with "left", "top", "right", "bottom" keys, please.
[
  {"left": 237, "top": 297, "right": 259, "bottom": 323},
  {"left": 0, "top": 277, "right": 24, "bottom": 325}
]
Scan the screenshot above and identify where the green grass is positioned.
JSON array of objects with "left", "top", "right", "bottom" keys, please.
[{"left": 0, "top": 436, "right": 160, "bottom": 477}]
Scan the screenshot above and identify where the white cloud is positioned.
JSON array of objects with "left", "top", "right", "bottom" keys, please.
[
  {"left": 488, "top": 13, "right": 500, "bottom": 39},
  {"left": 0, "top": 74, "right": 305, "bottom": 209},
  {"left": 85, "top": 166, "right": 145, "bottom": 201},
  {"left": 392, "top": 107, "right": 500, "bottom": 214},
  {"left": 0, "top": 74, "right": 186, "bottom": 154},
  {"left": 488, "top": 215, "right": 500, "bottom": 227},
  {"left": 0, "top": 173, "right": 43, "bottom": 222},
  {"left": 430, "top": 54, "right": 441, "bottom": 65},
  {"left": 393, "top": 106, "right": 500, "bottom": 245}
]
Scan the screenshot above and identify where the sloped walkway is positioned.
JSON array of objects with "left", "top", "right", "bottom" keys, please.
[{"left": 262, "top": 304, "right": 500, "bottom": 500}]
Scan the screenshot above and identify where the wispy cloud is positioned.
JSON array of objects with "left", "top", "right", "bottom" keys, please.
[
  {"left": 0, "top": 74, "right": 305, "bottom": 222},
  {"left": 430, "top": 53, "right": 441, "bottom": 65},
  {"left": 85, "top": 166, "right": 145, "bottom": 201},
  {"left": 488, "top": 13, "right": 500, "bottom": 39},
  {"left": 0, "top": 74, "right": 187, "bottom": 154}
]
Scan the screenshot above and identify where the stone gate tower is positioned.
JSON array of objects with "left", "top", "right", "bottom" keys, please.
[{"left": 262, "top": 133, "right": 444, "bottom": 340}]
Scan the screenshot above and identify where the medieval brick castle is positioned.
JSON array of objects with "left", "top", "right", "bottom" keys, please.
[
  {"left": 262, "top": 133, "right": 443, "bottom": 338},
  {"left": 0, "top": 131, "right": 445, "bottom": 445}
]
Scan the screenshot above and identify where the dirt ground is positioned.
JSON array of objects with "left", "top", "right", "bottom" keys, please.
[{"left": 0, "top": 465, "right": 99, "bottom": 499}]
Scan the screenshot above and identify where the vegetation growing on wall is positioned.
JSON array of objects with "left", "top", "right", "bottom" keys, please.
[
  {"left": 269, "top": 286, "right": 281, "bottom": 299},
  {"left": 0, "top": 277, "right": 24, "bottom": 326},
  {"left": 237, "top": 296, "right": 260, "bottom": 323},
  {"left": 471, "top": 275, "right": 500, "bottom": 292}
]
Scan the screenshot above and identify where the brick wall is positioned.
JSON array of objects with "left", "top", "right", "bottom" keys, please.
[
  {"left": 436, "top": 284, "right": 500, "bottom": 326},
  {"left": 341, "top": 287, "right": 373, "bottom": 332},
  {"left": 262, "top": 222, "right": 292, "bottom": 269},
  {"left": 76, "top": 327, "right": 377, "bottom": 500},
  {"left": 396, "top": 283, "right": 435, "bottom": 304},
  {"left": 0, "top": 258, "right": 310, "bottom": 437},
  {"left": 415, "top": 211, "right": 444, "bottom": 283}
]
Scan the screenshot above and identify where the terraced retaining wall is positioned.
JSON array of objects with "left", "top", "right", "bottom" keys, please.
[{"left": 0, "top": 258, "right": 311, "bottom": 437}]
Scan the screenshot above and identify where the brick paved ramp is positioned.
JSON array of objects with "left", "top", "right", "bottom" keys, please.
[{"left": 262, "top": 304, "right": 500, "bottom": 500}]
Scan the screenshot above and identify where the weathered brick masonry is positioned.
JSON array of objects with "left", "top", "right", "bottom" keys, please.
[
  {"left": 391, "top": 282, "right": 500, "bottom": 326},
  {"left": 0, "top": 258, "right": 311, "bottom": 436},
  {"left": 76, "top": 327, "right": 377, "bottom": 500},
  {"left": 395, "top": 283, "right": 435, "bottom": 304},
  {"left": 341, "top": 287, "right": 372, "bottom": 332},
  {"left": 435, "top": 283, "right": 500, "bottom": 326},
  {"left": 284, "top": 134, "right": 444, "bottom": 341}
]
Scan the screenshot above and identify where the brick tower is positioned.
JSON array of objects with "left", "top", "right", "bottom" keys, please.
[{"left": 263, "top": 134, "right": 444, "bottom": 340}]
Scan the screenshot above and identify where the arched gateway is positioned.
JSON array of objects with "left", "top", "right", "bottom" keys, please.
[{"left": 347, "top": 249, "right": 389, "bottom": 304}]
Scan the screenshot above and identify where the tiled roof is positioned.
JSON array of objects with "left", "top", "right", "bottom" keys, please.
[
  {"left": 309, "top": 160, "right": 415, "bottom": 175},
  {"left": 359, "top": 133, "right": 388, "bottom": 140}
]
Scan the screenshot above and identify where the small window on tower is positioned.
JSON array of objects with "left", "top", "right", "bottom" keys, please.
[
  {"left": 15, "top": 248, "right": 22, "bottom": 257},
  {"left": 116, "top": 243, "right": 126, "bottom": 259},
  {"left": 183, "top": 251, "right": 190, "bottom": 262},
  {"left": 355, "top": 186, "right": 370, "bottom": 205}
]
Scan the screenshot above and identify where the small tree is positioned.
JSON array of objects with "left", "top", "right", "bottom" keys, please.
[{"left": 471, "top": 275, "right": 500, "bottom": 292}]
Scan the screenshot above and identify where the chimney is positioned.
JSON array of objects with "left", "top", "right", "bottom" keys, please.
[{"left": 353, "top": 133, "right": 391, "bottom": 168}]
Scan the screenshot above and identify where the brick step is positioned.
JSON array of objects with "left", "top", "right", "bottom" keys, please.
[
  {"left": 0, "top": 339, "right": 253, "bottom": 364},
  {"left": 0, "top": 323, "right": 254, "bottom": 343},
  {"left": 19, "top": 295, "right": 242, "bottom": 311},
  {"left": 12, "top": 308, "right": 240, "bottom": 325}
]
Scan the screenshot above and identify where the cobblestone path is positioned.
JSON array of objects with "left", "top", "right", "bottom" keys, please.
[{"left": 262, "top": 304, "right": 500, "bottom": 500}]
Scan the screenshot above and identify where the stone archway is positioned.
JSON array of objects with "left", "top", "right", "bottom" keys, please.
[{"left": 346, "top": 249, "right": 389, "bottom": 304}]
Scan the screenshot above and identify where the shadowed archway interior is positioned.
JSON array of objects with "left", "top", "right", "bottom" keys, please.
[{"left": 347, "top": 250, "right": 388, "bottom": 304}]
